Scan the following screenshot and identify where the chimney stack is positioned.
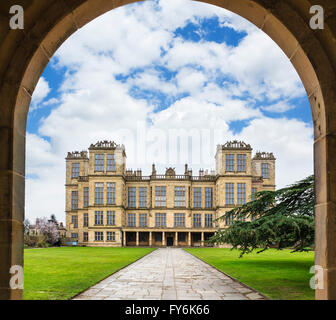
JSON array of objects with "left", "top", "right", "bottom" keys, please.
[{"left": 152, "top": 164, "right": 156, "bottom": 176}]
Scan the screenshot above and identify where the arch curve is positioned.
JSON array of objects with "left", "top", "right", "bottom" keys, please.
[{"left": 0, "top": 0, "right": 335, "bottom": 300}]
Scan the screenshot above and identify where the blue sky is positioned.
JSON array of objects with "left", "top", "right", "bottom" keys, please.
[{"left": 26, "top": 0, "right": 313, "bottom": 223}]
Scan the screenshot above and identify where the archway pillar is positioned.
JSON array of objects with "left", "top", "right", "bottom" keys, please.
[
  {"left": 0, "top": 161, "right": 24, "bottom": 299},
  {"left": 314, "top": 130, "right": 336, "bottom": 300}
]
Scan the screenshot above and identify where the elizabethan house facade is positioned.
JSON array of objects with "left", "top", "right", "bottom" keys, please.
[{"left": 65, "top": 140, "right": 275, "bottom": 247}]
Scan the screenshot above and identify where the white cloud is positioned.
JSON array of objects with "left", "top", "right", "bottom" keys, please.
[
  {"left": 237, "top": 117, "right": 313, "bottom": 188},
  {"left": 26, "top": 0, "right": 312, "bottom": 223},
  {"left": 31, "top": 77, "right": 50, "bottom": 110},
  {"left": 262, "top": 101, "right": 295, "bottom": 113}
]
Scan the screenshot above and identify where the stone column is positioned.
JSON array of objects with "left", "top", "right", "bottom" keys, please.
[
  {"left": 175, "top": 232, "right": 178, "bottom": 247},
  {"left": 188, "top": 232, "right": 191, "bottom": 247},
  {"left": 315, "top": 130, "right": 336, "bottom": 300},
  {"left": 201, "top": 232, "right": 204, "bottom": 247},
  {"left": 136, "top": 232, "right": 139, "bottom": 246},
  {"left": 162, "top": 231, "right": 165, "bottom": 246},
  {"left": 123, "top": 231, "right": 126, "bottom": 246},
  {"left": 149, "top": 232, "right": 152, "bottom": 246}
]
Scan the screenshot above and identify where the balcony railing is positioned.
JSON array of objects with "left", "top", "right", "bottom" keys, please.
[
  {"left": 125, "top": 175, "right": 216, "bottom": 181},
  {"left": 76, "top": 174, "right": 216, "bottom": 182}
]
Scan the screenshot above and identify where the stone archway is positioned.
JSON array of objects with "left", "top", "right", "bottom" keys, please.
[{"left": 0, "top": 0, "right": 335, "bottom": 300}]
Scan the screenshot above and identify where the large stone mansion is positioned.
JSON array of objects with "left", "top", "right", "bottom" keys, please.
[{"left": 65, "top": 140, "right": 275, "bottom": 247}]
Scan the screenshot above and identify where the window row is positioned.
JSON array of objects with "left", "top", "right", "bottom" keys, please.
[
  {"left": 95, "top": 182, "right": 116, "bottom": 205},
  {"left": 225, "top": 154, "right": 246, "bottom": 172},
  {"left": 128, "top": 186, "right": 213, "bottom": 208},
  {"left": 225, "top": 183, "right": 247, "bottom": 205},
  {"left": 94, "top": 231, "right": 116, "bottom": 241},
  {"left": 71, "top": 183, "right": 116, "bottom": 209},
  {"left": 95, "top": 154, "right": 116, "bottom": 172},
  {"left": 72, "top": 184, "right": 257, "bottom": 210},
  {"left": 73, "top": 231, "right": 117, "bottom": 241},
  {"left": 225, "top": 212, "right": 257, "bottom": 225},
  {"left": 71, "top": 211, "right": 116, "bottom": 228},
  {"left": 126, "top": 213, "right": 213, "bottom": 228}
]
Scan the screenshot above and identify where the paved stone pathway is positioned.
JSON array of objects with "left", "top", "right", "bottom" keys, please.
[{"left": 73, "top": 248, "right": 267, "bottom": 300}]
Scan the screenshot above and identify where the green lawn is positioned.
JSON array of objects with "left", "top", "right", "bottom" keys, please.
[
  {"left": 23, "top": 247, "right": 155, "bottom": 300},
  {"left": 185, "top": 248, "right": 314, "bottom": 300}
]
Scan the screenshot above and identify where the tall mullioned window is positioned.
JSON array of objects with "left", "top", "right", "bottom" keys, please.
[
  {"left": 226, "top": 183, "right": 234, "bottom": 205},
  {"left": 95, "top": 154, "right": 104, "bottom": 172},
  {"left": 174, "top": 187, "right": 185, "bottom": 207},
  {"left": 72, "top": 191, "right": 78, "bottom": 210},
  {"left": 95, "top": 231, "right": 103, "bottom": 241},
  {"left": 205, "top": 214, "right": 213, "bottom": 227},
  {"left": 95, "top": 183, "right": 104, "bottom": 205},
  {"left": 72, "top": 163, "right": 80, "bottom": 178},
  {"left": 139, "top": 187, "right": 147, "bottom": 208},
  {"left": 107, "top": 231, "right": 115, "bottom": 241},
  {"left": 155, "top": 213, "right": 166, "bottom": 227},
  {"left": 106, "top": 154, "right": 116, "bottom": 172},
  {"left": 225, "top": 212, "right": 234, "bottom": 225},
  {"left": 237, "top": 154, "right": 246, "bottom": 172},
  {"left": 237, "top": 183, "right": 246, "bottom": 205},
  {"left": 107, "top": 211, "right": 115, "bottom": 225},
  {"left": 174, "top": 213, "right": 185, "bottom": 227},
  {"left": 128, "top": 213, "right": 136, "bottom": 227},
  {"left": 251, "top": 187, "right": 257, "bottom": 201},
  {"left": 205, "top": 188, "right": 213, "bottom": 208},
  {"left": 226, "top": 154, "right": 234, "bottom": 172},
  {"left": 261, "top": 163, "right": 269, "bottom": 178},
  {"left": 155, "top": 186, "right": 166, "bottom": 207},
  {"left": 83, "top": 213, "right": 88, "bottom": 227},
  {"left": 139, "top": 214, "right": 147, "bottom": 227},
  {"left": 71, "top": 215, "right": 78, "bottom": 228},
  {"left": 193, "top": 214, "right": 201, "bottom": 227},
  {"left": 95, "top": 211, "right": 103, "bottom": 225},
  {"left": 83, "top": 232, "right": 88, "bottom": 242},
  {"left": 84, "top": 187, "right": 89, "bottom": 208},
  {"left": 107, "top": 183, "right": 116, "bottom": 205},
  {"left": 193, "top": 188, "right": 201, "bottom": 208},
  {"left": 128, "top": 187, "right": 136, "bottom": 208}
]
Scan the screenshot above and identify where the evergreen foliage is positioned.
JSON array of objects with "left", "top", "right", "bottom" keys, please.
[{"left": 210, "top": 175, "right": 315, "bottom": 256}]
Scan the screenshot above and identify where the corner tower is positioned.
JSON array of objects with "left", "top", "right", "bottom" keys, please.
[
  {"left": 215, "top": 141, "right": 252, "bottom": 176},
  {"left": 88, "top": 140, "right": 126, "bottom": 175},
  {"left": 252, "top": 152, "right": 276, "bottom": 191}
]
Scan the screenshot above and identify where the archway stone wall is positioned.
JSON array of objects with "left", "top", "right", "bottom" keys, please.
[{"left": 0, "top": 0, "right": 335, "bottom": 300}]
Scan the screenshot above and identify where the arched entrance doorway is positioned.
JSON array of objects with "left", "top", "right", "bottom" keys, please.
[{"left": 0, "top": 0, "right": 335, "bottom": 300}]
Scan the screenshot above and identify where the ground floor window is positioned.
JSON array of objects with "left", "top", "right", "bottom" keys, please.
[
  {"left": 95, "top": 211, "right": 103, "bottom": 225},
  {"left": 193, "top": 214, "right": 201, "bottom": 227},
  {"left": 107, "top": 211, "right": 115, "bottom": 225},
  {"left": 128, "top": 213, "right": 136, "bottom": 227},
  {"left": 155, "top": 213, "right": 166, "bottom": 227},
  {"left": 71, "top": 215, "right": 78, "bottom": 228},
  {"left": 139, "top": 214, "right": 147, "bottom": 227},
  {"left": 205, "top": 214, "right": 213, "bottom": 227},
  {"left": 174, "top": 213, "right": 185, "bottom": 227},
  {"left": 83, "top": 232, "right": 88, "bottom": 242},
  {"left": 225, "top": 212, "right": 234, "bottom": 225},
  {"left": 95, "top": 231, "right": 103, "bottom": 241},
  {"left": 107, "top": 231, "right": 115, "bottom": 241},
  {"left": 71, "top": 233, "right": 78, "bottom": 239}
]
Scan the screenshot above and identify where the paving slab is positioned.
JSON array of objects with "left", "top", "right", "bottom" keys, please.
[{"left": 73, "top": 248, "right": 268, "bottom": 300}]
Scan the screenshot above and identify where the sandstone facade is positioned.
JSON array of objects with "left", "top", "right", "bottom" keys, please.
[{"left": 65, "top": 140, "right": 276, "bottom": 247}]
